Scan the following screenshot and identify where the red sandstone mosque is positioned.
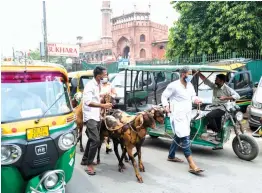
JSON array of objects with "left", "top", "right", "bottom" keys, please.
[{"left": 78, "top": 1, "right": 169, "bottom": 64}]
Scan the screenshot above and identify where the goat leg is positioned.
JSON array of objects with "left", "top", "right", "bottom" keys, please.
[
  {"left": 136, "top": 145, "right": 145, "bottom": 172},
  {"left": 127, "top": 146, "right": 143, "bottom": 183},
  {"left": 132, "top": 138, "right": 145, "bottom": 159},
  {"left": 120, "top": 142, "right": 129, "bottom": 162},
  {"left": 118, "top": 147, "right": 127, "bottom": 172},
  {"left": 113, "top": 138, "right": 126, "bottom": 171},
  {"left": 105, "top": 137, "right": 112, "bottom": 154},
  {"left": 113, "top": 139, "right": 121, "bottom": 161},
  {"left": 77, "top": 127, "right": 84, "bottom": 152}
]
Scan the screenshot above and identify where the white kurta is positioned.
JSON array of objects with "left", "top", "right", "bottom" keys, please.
[{"left": 161, "top": 80, "right": 197, "bottom": 138}]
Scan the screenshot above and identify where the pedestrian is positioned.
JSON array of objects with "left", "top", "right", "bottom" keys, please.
[
  {"left": 100, "top": 72, "right": 117, "bottom": 153},
  {"left": 161, "top": 67, "right": 204, "bottom": 174},
  {"left": 81, "top": 66, "right": 113, "bottom": 175}
]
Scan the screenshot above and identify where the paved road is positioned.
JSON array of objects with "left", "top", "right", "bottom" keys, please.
[{"left": 66, "top": 129, "right": 262, "bottom": 193}]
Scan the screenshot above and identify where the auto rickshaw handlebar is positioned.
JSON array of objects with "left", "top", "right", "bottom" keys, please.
[{"left": 208, "top": 103, "right": 239, "bottom": 114}]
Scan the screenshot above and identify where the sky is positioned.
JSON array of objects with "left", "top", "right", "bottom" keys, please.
[{"left": 1, "top": 0, "right": 179, "bottom": 56}]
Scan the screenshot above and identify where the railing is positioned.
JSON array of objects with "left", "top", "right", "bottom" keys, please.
[{"left": 136, "top": 51, "right": 262, "bottom": 66}]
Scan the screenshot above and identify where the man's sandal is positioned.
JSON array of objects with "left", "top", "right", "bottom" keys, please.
[
  {"left": 167, "top": 157, "right": 184, "bottom": 163},
  {"left": 188, "top": 167, "right": 204, "bottom": 174},
  {"left": 85, "top": 168, "right": 96, "bottom": 175}
]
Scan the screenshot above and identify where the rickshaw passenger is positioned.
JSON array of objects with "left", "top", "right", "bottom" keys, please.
[
  {"left": 198, "top": 73, "right": 240, "bottom": 134},
  {"left": 161, "top": 67, "right": 204, "bottom": 174}
]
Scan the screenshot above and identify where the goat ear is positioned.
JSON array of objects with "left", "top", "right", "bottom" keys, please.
[
  {"left": 136, "top": 114, "right": 144, "bottom": 129},
  {"left": 150, "top": 109, "right": 155, "bottom": 114}
]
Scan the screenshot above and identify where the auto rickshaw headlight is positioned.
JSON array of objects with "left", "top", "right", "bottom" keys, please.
[
  {"left": 43, "top": 172, "right": 59, "bottom": 189},
  {"left": 1, "top": 144, "right": 22, "bottom": 165},
  {"left": 235, "top": 112, "right": 243, "bottom": 121},
  {"left": 58, "top": 132, "right": 76, "bottom": 151}
]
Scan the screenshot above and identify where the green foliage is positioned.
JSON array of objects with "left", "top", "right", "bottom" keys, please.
[
  {"left": 167, "top": 1, "right": 262, "bottom": 58},
  {"left": 29, "top": 49, "right": 41, "bottom": 60}
]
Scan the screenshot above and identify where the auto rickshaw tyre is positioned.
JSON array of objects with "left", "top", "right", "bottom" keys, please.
[
  {"left": 149, "top": 135, "right": 159, "bottom": 138},
  {"left": 232, "top": 134, "right": 259, "bottom": 161},
  {"left": 250, "top": 126, "right": 259, "bottom": 132}
]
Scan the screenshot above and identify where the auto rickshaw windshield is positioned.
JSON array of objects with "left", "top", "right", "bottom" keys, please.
[
  {"left": 79, "top": 76, "right": 92, "bottom": 90},
  {"left": 112, "top": 71, "right": 138, "bottom": 88},
  {"left": 1, "top": 76, "right": 72, "bottom": 123}
]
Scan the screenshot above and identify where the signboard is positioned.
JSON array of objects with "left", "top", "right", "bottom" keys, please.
[
  {"left": 40, "top": 42, "right": 79, "bottom": 57},
  {"left": 48, "top": 43, "right": 79, "bottom": 57}
]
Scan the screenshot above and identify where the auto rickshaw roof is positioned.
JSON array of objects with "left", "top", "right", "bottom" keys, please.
[
  {"left": 208, "top": 62, "right": 246, "bottom": 70},
  {"left": 122, "top": 65, "right": 236, "bottom": 72},
  {"left": 68, "top": 70, "right": 93, "bottom": 78},
  {"left": 1, "top": 62, "right": 69, "bottom": 80}
]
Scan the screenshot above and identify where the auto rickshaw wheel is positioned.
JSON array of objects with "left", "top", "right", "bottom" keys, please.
[
  {"left": 232, "top": 134, "right": 259, "bottom": 161},
  {"left": 250, "top": 126, "right": 259, "bottom": 132},
  {"left": 149, "top": 135, "right": 159, "bottom": 138}
]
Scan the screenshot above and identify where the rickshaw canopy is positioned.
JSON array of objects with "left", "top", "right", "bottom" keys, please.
[
  {"left": 1, "top": 62, "right": 69, "bottom": 81},
  {"left": 121, "top": 65, "right": 236, "bottom": 73},
  {"left": 68, "top": 70, "right": 93, "bottom": 79}
]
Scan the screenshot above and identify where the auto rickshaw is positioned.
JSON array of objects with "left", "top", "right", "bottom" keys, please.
[
  {"left": 1, "top": 62, "right": 77, "bottom": 193},
  {"left": 116, "top": 65, "right": 259, "bottom": 161},
  {"left": 68, "top": 70, "right": 93, "bottom": 107}
]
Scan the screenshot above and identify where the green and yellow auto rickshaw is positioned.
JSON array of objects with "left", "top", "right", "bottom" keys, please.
[
  {"left": 1, "top": 62, "right": 77, "bottom": 193},
  {"left": 68, "top": 70, "right": 93, "bottom": 107},
  {"left": 116, "top": 65, "right": 259, "bottom": 161}
]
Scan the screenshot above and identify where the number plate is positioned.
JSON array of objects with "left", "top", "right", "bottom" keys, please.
[{"left": 26, "top": 126, "right": 49, "bottom": 141}]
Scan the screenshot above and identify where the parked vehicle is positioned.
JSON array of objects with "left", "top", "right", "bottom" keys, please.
[
  {"left": 248, "top": 76, "right": 262, "bottom": 131},
  {"left": 1, "top": 62, "right": 77, "bottom": 193},
  {"left": 68, "top": 70, "right": 93, "bottom": 99},
  {"left": 252, "top": 117, "right": 262, "bottom": 137},
  {"left": 111, "top": 69, "right": 173, "bottom": 109},
  {"left": 68, "top": 70, "right": 93, "bottom": 107},
  {"left": 116, "top": 65, "right": 259, "bottom": 161},
  {"left": 108, "top": 73, "right": 118, "bottom": 82}
]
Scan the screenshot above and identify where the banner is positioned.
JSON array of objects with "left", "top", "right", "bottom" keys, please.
[{"left": 40, "top": 43, "right": 79, "bottom": 57}]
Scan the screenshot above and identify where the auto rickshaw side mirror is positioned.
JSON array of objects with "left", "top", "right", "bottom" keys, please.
[{"left": 254, "top": 82, "right": 258, "bottom": 88}]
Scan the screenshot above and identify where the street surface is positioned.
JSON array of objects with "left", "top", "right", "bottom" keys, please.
[{"left": 67, "top": 127, "right": 262, "bottom": 193}]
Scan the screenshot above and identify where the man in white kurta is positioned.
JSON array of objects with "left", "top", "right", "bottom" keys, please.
[{"left": 161, "top": 67, "right": 204, "bottom": 174}]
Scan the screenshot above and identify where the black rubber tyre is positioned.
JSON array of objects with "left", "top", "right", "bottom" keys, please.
[
  {"left": 149, "top": 135, "right": 159, "bottom": 138},
  {"left": 232, "top": 134, "right": 259, "bottom": 161},
  {"left": 250, "top": 126, "right": 259, "bottom": 132}
]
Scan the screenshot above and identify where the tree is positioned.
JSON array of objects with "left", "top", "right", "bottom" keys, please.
[
  {"left": 166, "top": 1, "right": 262, "bottom": 58},
  {"left": 29, "top": 49, "right": 41, "bottom": 60}
]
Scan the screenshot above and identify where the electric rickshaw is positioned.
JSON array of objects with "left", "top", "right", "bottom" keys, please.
[
  {"left": 1, "top": 62, "right": 77, "bottom": 193},
  {"left": 115, "top": 65, "right": 259, "bottom": 161}
]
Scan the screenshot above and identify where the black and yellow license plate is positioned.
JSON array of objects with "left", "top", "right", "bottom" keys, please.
[{"left": 26, "top": 126, "right": 50, "bottom": 141}]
